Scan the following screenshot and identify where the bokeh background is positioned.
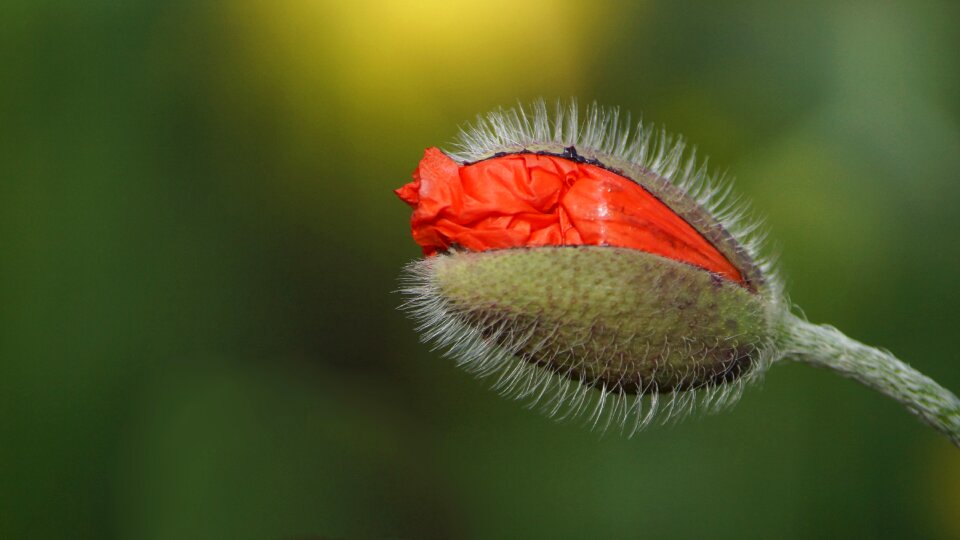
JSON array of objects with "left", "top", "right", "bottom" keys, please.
[{"left": 3, "top": 1, "right": 960, "bottom": 538}]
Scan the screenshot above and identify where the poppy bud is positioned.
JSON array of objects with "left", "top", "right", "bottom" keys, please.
[
  {"left": 395, "top": 100, "right": 960, "bottom": 442},
  {"left": 396, "top": 101, "right": 782, "bottom": 429}
]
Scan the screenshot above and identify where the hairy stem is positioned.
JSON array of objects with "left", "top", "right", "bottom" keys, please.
[{"left": 779, "top": 313, "right": 960, "bottom": 447}]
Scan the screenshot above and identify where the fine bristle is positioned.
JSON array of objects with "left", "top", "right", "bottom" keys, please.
[{"left": 446, "top": 99, "right": 782, "bottom": 298}]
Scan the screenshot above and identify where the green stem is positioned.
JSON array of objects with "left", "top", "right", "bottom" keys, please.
[{"left": 779, "top": 313, "right": 960, "bottom": 447}]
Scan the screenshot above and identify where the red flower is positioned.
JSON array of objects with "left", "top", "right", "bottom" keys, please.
[{"left": 396, "top": 147, "right": 743, "bottom": 284}]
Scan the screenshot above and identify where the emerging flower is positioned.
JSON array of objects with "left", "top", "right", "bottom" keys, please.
[{"left": 395, "top": 100, "right": 960, "bottom": 443}]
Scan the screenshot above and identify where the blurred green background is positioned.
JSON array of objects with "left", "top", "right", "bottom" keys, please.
[{"left": 3, "top": 1, "right": 960, "bottom": 538}]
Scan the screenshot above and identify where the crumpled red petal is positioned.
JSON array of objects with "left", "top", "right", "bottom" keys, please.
[{"left": 395, "top": 147, "right": 744, "bottom": 284}]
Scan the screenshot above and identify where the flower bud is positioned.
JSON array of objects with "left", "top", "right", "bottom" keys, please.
[{"left": 397, "top": 101, "right": 783, "bottom": 429}]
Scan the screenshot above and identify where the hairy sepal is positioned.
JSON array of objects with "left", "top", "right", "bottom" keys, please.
[{"left": 400, "top": 246, "right": 780, "bottom": 433}]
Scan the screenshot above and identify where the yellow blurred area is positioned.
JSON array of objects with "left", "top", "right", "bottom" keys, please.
[
  {"left": 926, "top": 441, "right": 960, "bottom": 538},
  {"left": 226, "top": 0, "right": 620, "bottom": 121},
  {"left": 211, "top": 0, "right": 628, "bottom": 219}
]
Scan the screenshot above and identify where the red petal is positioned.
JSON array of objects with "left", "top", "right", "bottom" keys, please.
[{"left": 394, "top": 148, "right": 744, "bottom": 284}]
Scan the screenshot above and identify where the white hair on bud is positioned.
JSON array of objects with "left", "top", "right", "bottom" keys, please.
[
  {"left": 399, "top": 255, "right": 773, "bottom": 435},
  {"left": 396, "top": 100, "right": 789, "bottom": 433},
  {"left": 446, "top": 99, "right": 782, "bottom": 297},
  {"left": 397, "top": 100, "right": 960, "bottom": 447}
]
